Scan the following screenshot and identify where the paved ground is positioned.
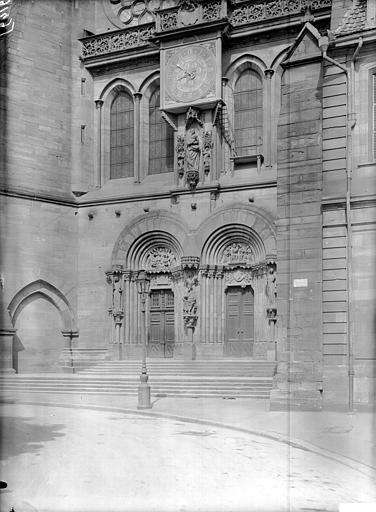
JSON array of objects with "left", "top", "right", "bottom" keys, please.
[{"left": 1, "top": 394, "right": 376, "bottom": 512}]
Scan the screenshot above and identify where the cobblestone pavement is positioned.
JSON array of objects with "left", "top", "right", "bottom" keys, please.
[{"left": 1, "top": 402, "right": 375, "bottom": 512}]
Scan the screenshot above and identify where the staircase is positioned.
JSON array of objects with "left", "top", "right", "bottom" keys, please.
[{"left": 0, "top": 360, "right": 276, "bottom": 399}]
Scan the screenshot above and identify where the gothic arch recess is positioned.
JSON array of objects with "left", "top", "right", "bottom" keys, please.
[{"left": 8, "top": 280, "right": 76, "bottom": 332}]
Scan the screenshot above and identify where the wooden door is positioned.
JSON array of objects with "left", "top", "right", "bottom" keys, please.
[
  {"left": 225, "top": 286, "right": 254, "bottom": 356},
  {"left": 149, "top": 289, "right": 175, "bottom": 358}
]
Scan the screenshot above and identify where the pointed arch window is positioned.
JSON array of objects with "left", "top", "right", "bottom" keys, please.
[
  {"left": 110, "top": 91, "right": 134, "bottom": 179},
  {"left": 234, "top": 69, "right": 263, "bottom": 157},
  {"left": 149, "top": 88, "right": 174, "bottom": 175}
]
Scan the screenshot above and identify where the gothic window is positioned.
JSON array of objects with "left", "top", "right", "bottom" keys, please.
[
  {"left": 234, "top": 69, "right": 263, "bottom": 157},
  {"left": 149, "top": 88, "right": 174, "bottom": 175},
  {"left": 110, "top": 91, "right": 134, "bottom": 179}
]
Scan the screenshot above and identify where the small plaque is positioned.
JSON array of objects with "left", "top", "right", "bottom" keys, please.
[{"left": 293, "top": 278, "right": 308, "bottom": 288}]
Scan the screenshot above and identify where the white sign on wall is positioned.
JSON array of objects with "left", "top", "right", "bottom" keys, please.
[{"left": 293, "top": 278, "right": 308, "bottom": 288}]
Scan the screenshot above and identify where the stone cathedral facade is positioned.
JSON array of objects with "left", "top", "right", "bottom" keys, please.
[{"left": 1, "top": 0, "right": 376, "bottom": 410}]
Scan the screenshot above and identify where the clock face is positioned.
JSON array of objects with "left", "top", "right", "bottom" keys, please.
[{"left": 165, "top": 43, "right": 216, "bottom": 104}]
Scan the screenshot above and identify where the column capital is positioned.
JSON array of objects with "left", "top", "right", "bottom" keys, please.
[
  {"left": 264, "top": 68, "right": 274, "bottom": 79},
  {"left": 133, "top": 92, "right": 143, "bottom": 101},
  {"left": 94, "top": 99, "right": 104, "bottom": 109}
]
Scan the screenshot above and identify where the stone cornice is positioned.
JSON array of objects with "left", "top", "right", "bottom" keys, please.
[{"left": 0, "top": 180, "right": 277, "bottom": 208}]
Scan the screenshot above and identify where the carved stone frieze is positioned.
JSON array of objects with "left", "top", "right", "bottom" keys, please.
[
  {"left": 224, "top": 269, "right": 253, "bottom": 288},
  {"left": 81, "top": 24, "right": 155, "bottom": 59},
  {"left": 202, "top": 1, "right": 222, "bottom": 21},
  {"left": 149, "top": 273, "right": 172, "bottom": 288},
  {"left": 176, "top": 135, "right": 185, "bottom": 177},
  {"left": 230, "top": 0, "right": 331, "bottom": 27},
  {"left": 221, "top": 242, "right": 254, "bottom": 266},
  {"left": 203, "top": 131, "right": 213, "bottom": 175},
  {"left": 159, "top": 10, "right": 179, "bottom": 31},
  {"left": 157, "top": 0, "right": 223, "bottom": 32},
  {"left": 145, "top": 247, "right": 177, "bottom": 273},
  {"left": 181, "top": 256, "right": 200, "bottom": 270}
]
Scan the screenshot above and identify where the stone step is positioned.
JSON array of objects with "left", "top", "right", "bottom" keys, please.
[
  {"left": 77, "top": 360, "right": 276, "bottom": 377},
  {"left": 1, "top": 360, "right": 275, "bottom": 398},
  {"left": 0, "top": 374, "right": 273, "bottom": 398},
  {"left": 0, "top": 376, "right": 272, "bottom": 382},
  {"left": 1, "top": 381, "right": 272, "bottom": 388}
]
